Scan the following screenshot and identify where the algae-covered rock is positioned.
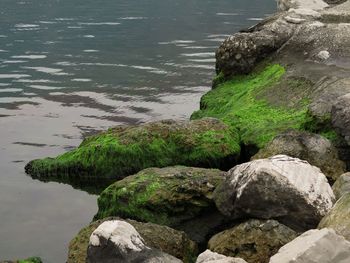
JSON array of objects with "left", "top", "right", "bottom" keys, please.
[
  {"left": 94, "top": 166, "right": 226, "bottom": 244},
  {"left": 214, "top": 155, "right": 335, "bottom": 231},
  {"left": 318, "top": 193, "right": 350, "bottom": 241},
  {"left": 332, "top": 173, "right": 350, "bottom": 200},
  {"left": 208, "top": 219, "right": 297, "bottom": 263},
  {"left": 196, "top": 250, "right": 247, "bottom": 263},
  {"left": 87, "top": 220, "right": 182, "bottom": 263},
  {"left": 68, "top": 217, "right": 198, "bottom": 263},
  {"left": 332, "top": 93, "right": 350, "bottom": 145},
  {"left": 0, "top": 257, "right": 42, "bottom": 263},
  {"left": 253, "top": 130, "right": 345, "bottom": 182},
  {"left": 25, "top": 118, "right": 239, "bottom": 192}
]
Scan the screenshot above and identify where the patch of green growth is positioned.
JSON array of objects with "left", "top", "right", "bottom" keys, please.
[
  {"left": 191, "top": 64, "right": 315, "bottom": 148},
  {"left": 212, "top": 71, "right": 226, "bottom": 88},
  {"left": 25, "top": 119, "right": 240, "bottom": 186},
  {"left": 18, "top": 257, "right": 42, "bottom": 263},
  {"left": 94, "top": 166, "right": 224, "bottom": 227}
]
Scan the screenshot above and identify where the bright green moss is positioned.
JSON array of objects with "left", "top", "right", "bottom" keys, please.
[
  {"left": 191, "top": 64, "right": 313, "bottom": 148},
  {"left": 18, "top": 257, "right": 42, "bottom": 263},
  {"left": 25, "top": 119, "right": 240, "bottom": 189}
]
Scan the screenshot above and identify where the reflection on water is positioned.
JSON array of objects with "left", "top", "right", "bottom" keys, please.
[{"left": 0, "top": 0, "right": 275, "bottom": 262}]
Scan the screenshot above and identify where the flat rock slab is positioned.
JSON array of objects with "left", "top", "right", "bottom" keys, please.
[
  {"left": 214, "top": 155, "right": 335, "bottom": 231},
  {"left": 269, "top": 228, "right": 350, "bottom": 263}
]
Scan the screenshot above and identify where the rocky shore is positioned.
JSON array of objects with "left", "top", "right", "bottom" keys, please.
[{"left": 5, "top": 0, "right": 350, "bottom": 262}]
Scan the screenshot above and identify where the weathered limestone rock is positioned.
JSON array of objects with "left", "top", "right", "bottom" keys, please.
[
  {"left": 25, "top": 118, "right": 240, "bottom": 193},
  {"left": 68, "top": 217, "right": 198, "bottom": 263},
  {"left": 208, "top": 219, "right": 297, "bottom": 263},
  {"left": 332, "top": 172, "right": 350, "bottom": 200},
  {"left": 253, "top": 130, "right": 345, "bottom": 182},
  {"left": 277, "top": 0, "right": 328, "bottom": 12},
  {"left": 94, "top": 166, "right": 226, "bottom": 245},
  {"left": 332, "top": 94, "right": 350, "bottom": 145},
  {"left": 214, "top": 155, "right": 335, "bottom": 231},
  {"left": 196, "top": 250, "right": 247, "bottom": 263},
  {"left": 269, "top": 228, "right": 350, "bottom": 262},
  {"left": 318, "top": 193, "right": 350, "bottom": 241},
  {"left": 87, "top": 220, "right": 182, "bottom": 263}
]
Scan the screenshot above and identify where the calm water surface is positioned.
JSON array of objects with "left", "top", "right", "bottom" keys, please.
[{"left": 0, "top": 0, "right": 275, "bottom": 261}]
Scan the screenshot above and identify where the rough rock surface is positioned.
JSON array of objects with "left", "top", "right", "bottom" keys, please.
[
  {"left": 25, "top": 118, "right": 239, "bottom": 193},
  {"left": 318, "top": 193, "right": 350, "bottom": 241},
  {"left": 208, "top": 219, "right": 297, "bottom": 263},
  {"left": 253, "top": 130, "right": 345, "bottom": 182},
  {"left": 332, "top": 172, "right": 350, "bottom": 200},
  {"left": 269, "top": 228, "right": 350, "bottom": 263},
  {"left": 68, "top": 217, "right": 197, "bottom": 263},
  {"left": 94, "top": 166, "right": 226, "bottom": 245},
  {"left": 332, "top": 94, "right": 350, "bottom": 145},
  {"left": 87, "top": 220, "right": 182, "bottom": 263},
  {"left": 196, "top": 250, "right": 247, "bottom": 263},
  {"left": 214, "top": 155, "right": 335, "bottom": 231}
]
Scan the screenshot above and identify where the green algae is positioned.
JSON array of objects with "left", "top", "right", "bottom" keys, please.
[
  {"left": 94, "top": 166, "right": 224, "bottom": 227},
  {"left": 191, "top": 64, "right": 316, "bottom": 148},
  {"left": 18, "top": 257, "right": 42, "bottom": 263},
  {"left": 25, "top": 119, "right": 240, "bottom": 187}
]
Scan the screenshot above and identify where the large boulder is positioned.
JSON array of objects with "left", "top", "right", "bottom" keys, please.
[
  {"left": 94, "top": 166, "right": 226, "bottom": 245},
  {"left": 318, "top": 193, "right": 350, "bottom": 241},
  {"left": 253, "top": 130, "right": 345, "bottom": 182},
  {"left": 68, "top": 217, "right": 198, "bottom": 263},
  {"left": 332, "top": 172, "right": 350, "bottom": 200},
  {"left": 25, "top": 118, "right": 240, "bottom": 192},
  {"left": 87, "top": 220, "right": 182, "bottom": 263},
  {"left": 332, "top": 94, "right": 350, "bottom": 145},
  {"left": 196, "top": 250, "right": 247, "bottom": 263},
  {"left": 214, "top": 155, "right": 335, "bottom": 231},
  {"left": 208, "top": 219, "right": 297, "bottom": 263},
  {"left": 269, "top": 228, "right": 350, "bottom": 262}
]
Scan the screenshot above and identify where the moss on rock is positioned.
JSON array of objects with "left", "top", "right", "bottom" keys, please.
[
  {"left": 25, "top": 118, "right": 240, "bottom": 191},
  {"left": 191, "top": 64, "right": 318, "bottom": 149},
  {"left": 94, "top": 166, "right": 227, "bottom": 244}
]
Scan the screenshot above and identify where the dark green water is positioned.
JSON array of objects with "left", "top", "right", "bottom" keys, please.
[{"left": 0, "top": 0, "right": 275, "bottom": 262}]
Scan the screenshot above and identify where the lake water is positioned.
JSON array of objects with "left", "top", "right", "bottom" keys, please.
[{"left": 0, "top": 0, "right": 276, "bottom": 262}]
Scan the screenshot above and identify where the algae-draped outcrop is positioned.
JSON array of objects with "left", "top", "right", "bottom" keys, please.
[{"left": 25, "top": 118, "right": 240, "bottom": 191}]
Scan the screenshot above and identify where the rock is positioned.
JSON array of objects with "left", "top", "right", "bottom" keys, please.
[
  {"left": 94, "top": 166, "right": 227, "bottom": 245},
  {"left": 277, "top": 0, "right": 328, "bottom": 12},
  {"left": 253, "top": 130, "right": 346, "bottom": 182},
  {"left": 0, "top": 258, "right": 42, "bottom": 263},
  {"left": 25, "top": 118, "right": 240, "bottom": 193},
  {"left": 208, "top": 219, "right": 297, "bottom": 263},
  {"left": 332, "top": 173, "right": 350, "bottom": 200},
  {"left": 332, "top": 94, "right": 350, "bottom": 145},
  {"left": 269, "top": 228, "right": 350, "bottom": 262},
  {"left": 87, "top": 220, "right": 182, "bottom": 263},
  {"left": 318, "top": 193, "right": 350, "bottom": 241},
  {"left": 68, "top": 217, "right": 198, "bottom": 263},
  {"left": 214, "top": 155, "right": 335, "bottom": 231},
  {"left": 196, "top": 250, "right": 247, "bottom": 263}
]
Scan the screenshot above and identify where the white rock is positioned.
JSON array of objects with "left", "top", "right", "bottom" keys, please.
[
  {"left": 269, "top": 228, "right": 350, "bottom": 263},
  {"left": 277, "top": 0, "right": 328, "bottom": 12},
  {"left": 214, "top": 155, "right": 335, "bottom": 230},
  {"left": 317, "top": 50, "right": 330, "bottom": 60},
  {"left": 196, "top": 250, "right": 247, "bottom": 263}
]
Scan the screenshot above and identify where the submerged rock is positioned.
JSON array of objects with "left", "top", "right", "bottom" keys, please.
[
  {"left": 94, "top": 166, "right": 226, "bottom": 245},
  {"left": 253, "top": 130, "right": 345, "bottom": 182},
  {"left": 208, "top": 219, "right": 297, "bottom": 263},
  {"left": 269, "top": 228, "right": 350, "bottom": 262},
  {"left": 25, "top": 118, "right": 239, "bottom": 192},
  {"left": 214, "top": 155, "right": 335, "bottom": 231},
  {"left": 196, "top": 250, "right": 247, "bottom": 263},
  {"left": 332, "top": 172, "right": 350, "bottom": 200},
  {"left": 68, "top": 217, "right": 198, "bottom": 263},
  {"left": 87, "top": 220, "right": 182, "bottom": 263},
  {"left": 0, "top": 258, "right": 42, "bottom": 263},
  {"left": 318, "top": 193, "right": 350, "bottom": 241}
]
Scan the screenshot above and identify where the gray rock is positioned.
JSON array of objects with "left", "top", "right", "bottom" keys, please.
[
  {"left": 269, "top": 228, "right": 350, "bottom": 263},
  {"left": 332, "top": 93, "right": 350, "bottom": 145},
  {"left": 332, "top": 172, "right": 350, "bottom": 200},
  {"left": 196, "top": 250, "right": 247, "bottom": 263},
  {"left": 87, "top": 220, "right": 182, "bottom": 263},
  {"left": 318, "top": 193, "right": 350, "bottom": 241},
  {"left": 208, "top": 219, "right": 297, "bottom": 263},
  {"left": 253, "top": 130, "right": 345, "bottom": 182},
  {"left": 214, "top": 155, "right": 335, "bottom": 231},
  {"left": 277, "top": 0, "right": 328, "bottom": 12}
]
